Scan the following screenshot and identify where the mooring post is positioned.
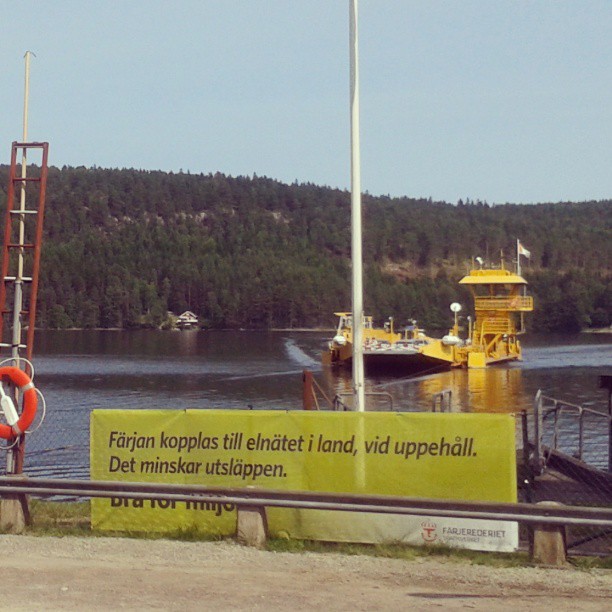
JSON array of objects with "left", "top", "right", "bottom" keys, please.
[{"left": 302, "top": 370, "right": 315, "bottom": 410}]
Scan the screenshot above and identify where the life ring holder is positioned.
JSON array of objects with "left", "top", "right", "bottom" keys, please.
[{"left": 0, "top": 358, "right": 46, "bottom": 444}]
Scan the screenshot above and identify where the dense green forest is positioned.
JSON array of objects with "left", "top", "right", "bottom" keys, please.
[{"left": 0, "top": 165, "right": 610, "bottom": 332}]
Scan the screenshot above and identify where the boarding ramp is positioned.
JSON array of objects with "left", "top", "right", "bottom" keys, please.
[{"left": 526, "top": 387, "right": 612, "bottom": 556}]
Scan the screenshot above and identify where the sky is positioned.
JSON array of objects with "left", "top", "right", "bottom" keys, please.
[{"left": 1, "top": 0, "right": 610, "bottom": 204}]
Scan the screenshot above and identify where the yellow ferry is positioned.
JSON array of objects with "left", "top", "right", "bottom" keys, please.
[{"left": 323, "top": 261, "right": 533, "bottom": 372}]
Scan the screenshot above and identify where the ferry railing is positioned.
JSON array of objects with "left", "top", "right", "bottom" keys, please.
[
  {"left": 333, "top": 391, "right": 394, "bottom": 412},
  {"left": 480, "top": 319, "right": 512, "bottom": 335},
  {"left": 474, "top": 296, "right": 533, "bottom": 311},
  {"left": 301, "top": 370, "right": 395, "bottom": 413}
]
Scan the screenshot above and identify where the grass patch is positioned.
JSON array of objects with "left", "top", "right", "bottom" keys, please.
[
  {"left": 27, "top": 499, "right": 91, "bottom": 536},
  {"left": 268, "top": 538, "right": 562, "bottom": 569},
  {"left": 166, "top": 524, "right": 226, "bottom": 543},
  {"left": 570, "top": 555, "right": 612, "bottom": 571},
  {"left": 267, "top": 539, "right": 612, "bottom": 569},
  {"left": 25, "top": 500, "right": 226, "bottom": 543}
]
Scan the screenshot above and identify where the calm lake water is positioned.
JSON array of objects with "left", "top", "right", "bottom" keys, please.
[{"left": 10, "top": 329, "right": 612, "bottom": 477}]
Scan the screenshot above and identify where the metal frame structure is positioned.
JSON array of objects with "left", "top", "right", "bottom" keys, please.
[
  {"left": 533, "top": 389, "right": 612, "bottom": 474},
  {"left": 0, "top": 141, "right": 49, "bottom": 481}
]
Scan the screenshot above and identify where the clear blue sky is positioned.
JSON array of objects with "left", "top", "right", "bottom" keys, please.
[{"left": 1, "top": 1, "right": 610, "bottom": 204}]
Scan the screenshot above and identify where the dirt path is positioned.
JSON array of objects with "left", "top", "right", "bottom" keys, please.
[{"left": 0, "top": 535, "right": 609, "bottom": 610}]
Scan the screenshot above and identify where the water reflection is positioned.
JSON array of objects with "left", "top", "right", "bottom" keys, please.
[
  {"left": 28, "top": 329, "right": 611, "bottom": 416},
  {"left": 12, "top": 329, "right": 611, "bottom": 478},
  {"left": 323, "top": 367, "right": 527, "bottom": 414},
  {"left": 319, "top": 333, "right": 611, "bottom": 414},
  {"left": 438, "top": 368, "right": 525, "bottom": 414}
]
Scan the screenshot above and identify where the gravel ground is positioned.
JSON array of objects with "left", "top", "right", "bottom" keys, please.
[{"left": 0, "top": 535, "right": 609, "bottom": 610}]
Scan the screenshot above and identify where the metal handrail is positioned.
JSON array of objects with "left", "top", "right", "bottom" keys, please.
[
  {"left": 0, "top": 476, "right": 610, "bottom": 527},
  {"left": 534, "top": 391, "right": 611, "bottom": 467},
  {"left": 333, "top": 395, "right": 351, "bottom": 411}
]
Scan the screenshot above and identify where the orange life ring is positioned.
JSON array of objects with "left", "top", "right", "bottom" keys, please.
[{"left": 0, "top": 366, "right": 37, "bottom": 439}]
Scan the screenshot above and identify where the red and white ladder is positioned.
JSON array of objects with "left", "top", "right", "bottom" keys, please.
[
  {"left": 0, "top": 141, "right": 49, "bottom": 476},
  {"left": 0, "top": 141, "right": 49, "bottom": 365}
]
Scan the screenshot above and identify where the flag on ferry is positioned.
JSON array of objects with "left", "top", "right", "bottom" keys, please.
[{"left": 517, "top": 241, "right": 531, "bottom": 258}]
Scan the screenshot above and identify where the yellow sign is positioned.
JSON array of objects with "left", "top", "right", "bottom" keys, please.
[{"left": 91, "top": 410, "right": 517, "bottom": 545}]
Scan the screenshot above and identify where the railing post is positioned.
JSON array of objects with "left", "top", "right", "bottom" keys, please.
[
  {"left": 609, "top": 390, "right": 612, "bottom": 473},
  {"left": 530, "top": 502, "right": 567, "bottom": 566},
  {"left": 533, "top": 390, "right": 543, "bottom": 474},
  {"left": 0, "top": 475, "right": 30, "bottom": 533},
  {"left": 552, "top": 401, "right": 560, "bottom": 451},
  {"left": 236, "top": 504, "right": 268, "bottom": 548},
  {"left": 602, "top": 376, "right": 612, "bottom": 472},
  {"left": 577, "top": 407, "right": 584, "bottom": 461},
  {"left": 521, "top": 411, "right": 533, "bottom": 503}
]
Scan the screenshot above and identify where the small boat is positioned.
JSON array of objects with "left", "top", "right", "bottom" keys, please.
[{"left": 323, "top": 260, "right": 533, "bottom": 373}]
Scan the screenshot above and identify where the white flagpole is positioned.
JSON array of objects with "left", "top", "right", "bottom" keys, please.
[
  {"left": 12, "top": 51, "right": 34, "bottom": 363},
  {"left": 349, "top": 0, "right": 365, "bottom": 412},
  {"left": 517, "top": 238, "right": 526, "bottom": 332}
]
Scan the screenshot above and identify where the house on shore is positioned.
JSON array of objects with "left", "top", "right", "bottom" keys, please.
[{"left": 177, "top": 310, "right": 199, "bottom": 330}]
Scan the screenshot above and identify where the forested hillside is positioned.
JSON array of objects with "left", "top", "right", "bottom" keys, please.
[{"left": 0, "top": 166, "right": 610, "bottom": 332}]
